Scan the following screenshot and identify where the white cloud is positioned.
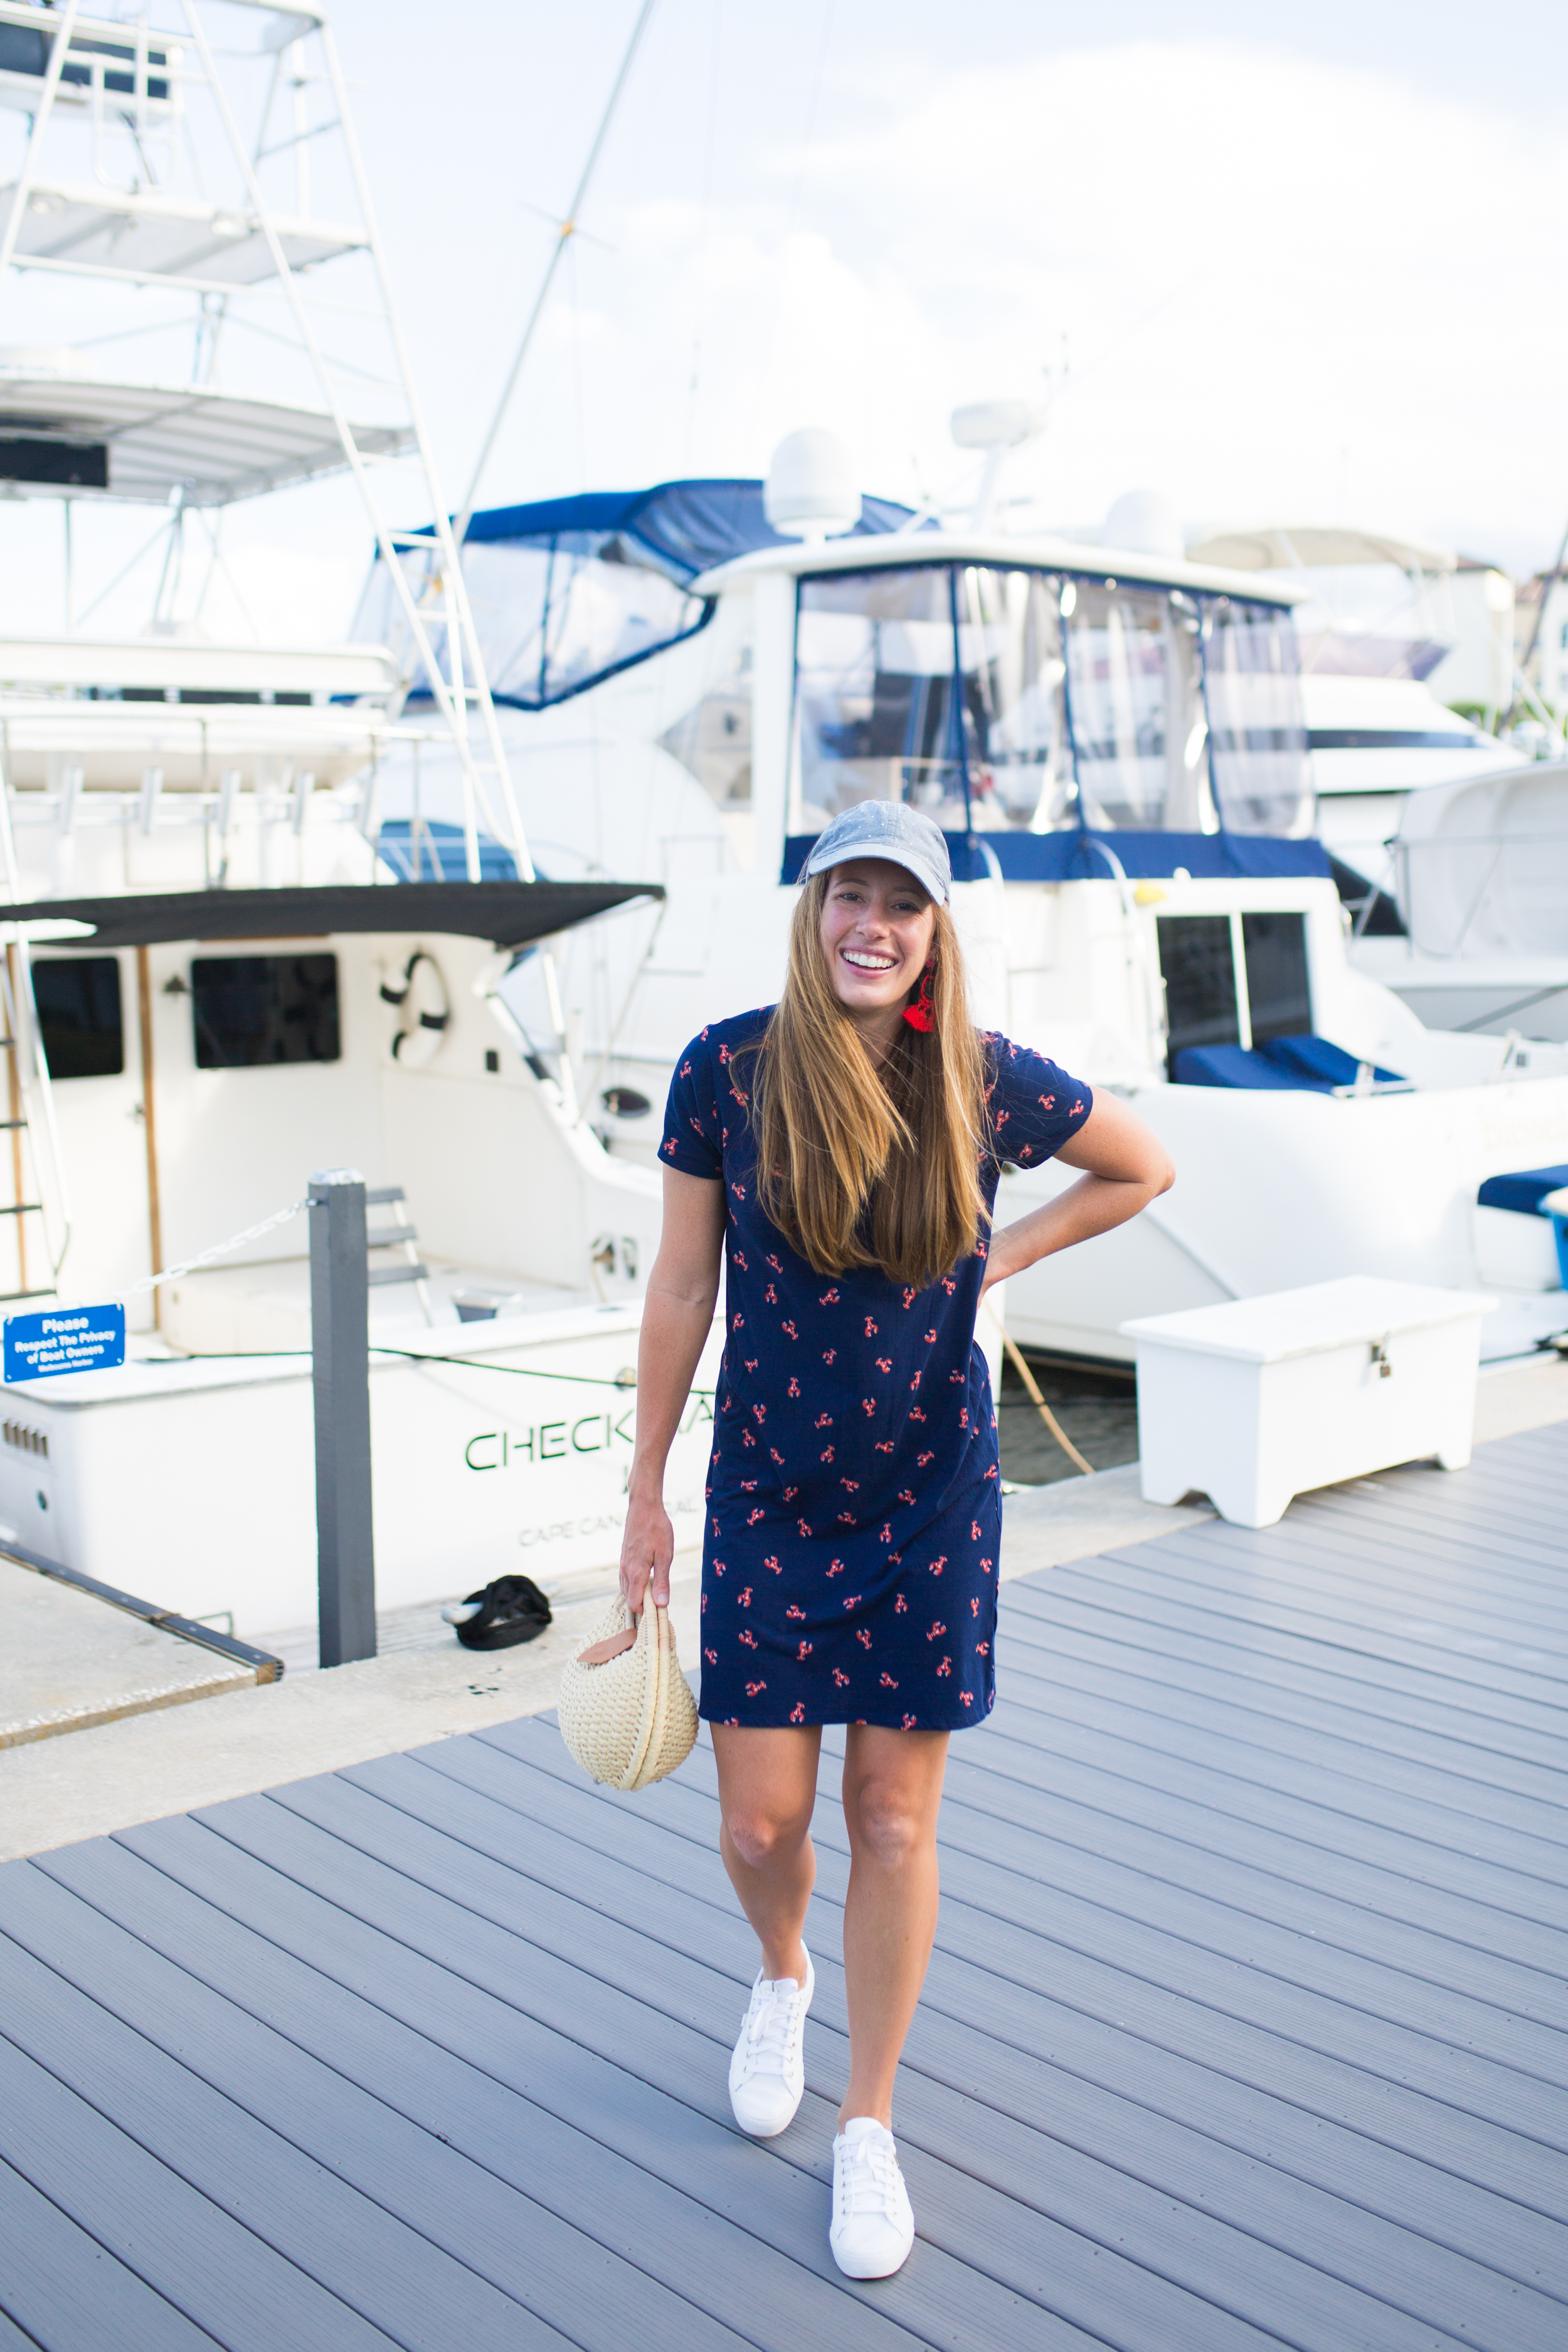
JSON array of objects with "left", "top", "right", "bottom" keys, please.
[
  {"left": 3, "top": 27, "right": 1561, "bottom": 649},
  {"left": 546, "top": 38, "right": 1567, "bottom": 559}
]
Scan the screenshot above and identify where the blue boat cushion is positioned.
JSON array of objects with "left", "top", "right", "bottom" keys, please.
[
  {"left": 1257, "top": 1035, "right": 1406, "bottom": 1088},
  {"left": 1172, "top": 1046, "right": 1303, "bottom": 1089},
  {"left": 1172, "top": 1035, "right": 1407, "bottom": 1093},
  {"left": 1476, "top": 1163, "right": 1568, "bottom": 1217}
]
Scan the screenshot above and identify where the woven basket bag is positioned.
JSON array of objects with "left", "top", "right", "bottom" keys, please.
[{"left": 558, "top": 1594, "right": 699, "bottom": 1791}]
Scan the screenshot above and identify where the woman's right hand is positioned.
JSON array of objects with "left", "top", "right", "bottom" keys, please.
[{"left": 620, "top": 1483, "right": 674, "bottom": 1613}]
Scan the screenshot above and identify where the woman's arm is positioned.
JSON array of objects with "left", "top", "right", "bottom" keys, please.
[
  {"left": 620, "top": 1167, "right": 727, "bottom": 1609},
  {"left": 980, "top": 1091, "right": 1173, "bottom": 1294}
]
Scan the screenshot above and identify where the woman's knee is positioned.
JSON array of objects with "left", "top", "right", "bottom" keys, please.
[
  {"left": 724, "top": 1804, "right": 810, "bottom": 1870},
  {"left": 846, "top": 1780, "right": 933, "bottom": 1870}
]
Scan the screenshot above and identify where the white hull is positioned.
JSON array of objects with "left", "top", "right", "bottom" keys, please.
[{"left": 1, "top": 1304, "right": 721, "bottom": 1640}]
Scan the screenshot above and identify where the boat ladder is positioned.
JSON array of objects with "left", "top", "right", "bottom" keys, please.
[
  {"left": 0, "top": 948, "right": 68, "bottom": 1311},
  {"left": 365, "top": 1187, "right": 434, "bottom": 1327}
]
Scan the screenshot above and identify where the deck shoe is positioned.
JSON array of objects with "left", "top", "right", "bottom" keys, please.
[
  {"left": 728, "top": 1948, "right": 814, "bottom": 2136},
  {"left": 830, "top": 2117, "right": 916, "bottom": 2278}
]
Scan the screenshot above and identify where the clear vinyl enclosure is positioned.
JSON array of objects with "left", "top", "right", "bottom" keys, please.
[{"left": 795, "top": 564, "right": 1312, "bottom": 837}]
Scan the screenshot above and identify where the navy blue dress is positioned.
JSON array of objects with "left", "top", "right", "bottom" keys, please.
[{"left": 662, "top": 1011, "right": 1092, "bottom": 1731}]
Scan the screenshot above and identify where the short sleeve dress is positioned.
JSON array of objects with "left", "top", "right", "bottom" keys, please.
[{"left": 661, "top": 1011, "right": 1092, "bottom": 1732}]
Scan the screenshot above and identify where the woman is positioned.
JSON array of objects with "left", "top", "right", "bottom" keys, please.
[{"left": 621, "top": 800, "right": 1173, "bottom": 2280}]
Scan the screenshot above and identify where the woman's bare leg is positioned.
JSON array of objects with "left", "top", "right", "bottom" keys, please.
[
  {"left": 711, "top": 1722, "right": 822, "bottom": 1982},
  {"left": 838, "top": 1724, "right": 950, "bottom": 2127}
]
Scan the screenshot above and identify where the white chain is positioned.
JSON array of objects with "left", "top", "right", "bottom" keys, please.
[{"left": 129, "top": 1200, "right": 308, "bottom": 1296}]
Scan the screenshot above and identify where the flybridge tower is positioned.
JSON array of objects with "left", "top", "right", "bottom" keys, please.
[{"left": 0, "top": 0, "right": 531, "bottom": 875}]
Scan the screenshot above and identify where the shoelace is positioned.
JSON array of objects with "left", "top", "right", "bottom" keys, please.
[
  {"left": 741, "top": 1981, "right": 802, "bottom": 2079},
  {"left": 838, "top": 2132, "right": 902, "bottom": 2216}
]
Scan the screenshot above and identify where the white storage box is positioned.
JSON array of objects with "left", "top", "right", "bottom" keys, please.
[{"left": 1120, "top": 1276, "right": 1496, "bottom": 1529}]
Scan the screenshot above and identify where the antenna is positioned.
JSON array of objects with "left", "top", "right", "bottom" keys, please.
[
  {"left": 950, "top": 399, "right": 1044, "bottom": 532},
  {"left": 454, "top": 0, "right": 657, "bottom": 549}
]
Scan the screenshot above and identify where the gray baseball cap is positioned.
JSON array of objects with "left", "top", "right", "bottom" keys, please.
[{"left": 800, "top": 800, "right": 950, "bottom": 903}]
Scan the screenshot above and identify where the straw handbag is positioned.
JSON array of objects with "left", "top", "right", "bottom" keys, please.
[{"left": 558, "top": 1594, "right": 699, "bottom": 1790}]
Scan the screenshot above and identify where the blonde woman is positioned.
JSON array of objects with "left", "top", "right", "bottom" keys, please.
[{"left": 622, "top": 801, "right": 1172, "bottom": 2279}]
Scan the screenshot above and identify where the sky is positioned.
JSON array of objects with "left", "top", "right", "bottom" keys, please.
[{"left": 1, "top": 0, "right": 1566, "bottom": 642}]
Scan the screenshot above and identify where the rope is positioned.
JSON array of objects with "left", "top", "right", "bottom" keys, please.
[
  {"left": 129, "top": 1199, "right": 307, "bottom": 1296},
  {"left": 981, "top": 1300, "right": 1094, "bottom": 1475}
]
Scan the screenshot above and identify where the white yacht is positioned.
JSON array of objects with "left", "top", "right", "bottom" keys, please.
[
  {"left": 0, "top": 3, "right": 719, "bottom": 1640},
  {"left": 357, "top": 440, "right": 1568, "bottom": 1370},
  {"left": 1352, "top": 756, "right": 1568, "bottom": 1042},
  {"left": 1180, "top": 524, "right": 1528, "bottom": 905}
]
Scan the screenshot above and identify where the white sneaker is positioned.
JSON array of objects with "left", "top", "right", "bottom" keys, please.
[
  {"left": 728, "top": 1949, "right": 814, "bottom": 2137},
  {"left": 830, "top": 2116, "right": 916, "bottom": 2279}
]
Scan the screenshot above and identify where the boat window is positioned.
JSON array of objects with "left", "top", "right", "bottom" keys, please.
[
  {"left": 1157, "top": 916, "right": 1239, "bottom": 1074},
  {"left": 954, "top": 568, "right": 1071, "bottom": 829},
  {"left": 659, "top": 635, "right": 753, "bottom": 807},
  {"left": 31, "top": 956, "right": 123, "bottom": 1079},
  {"left": 1064, "top": 583, "right": 1206, "bottom": 830},
  {"left": 797, "top": 568, "right": 968, "bottom": 828},
  {"left": 1204, "top": 600, "right": 1312, "bottom": 835},
  {"left": 355, "top": 534, "right": 710, "bottom": 711},
  {"left": 1242, "top": 911, "right": 1311, "bottom": 1041},
  {"left": 192, "top": 955, "right": 340, "bottom": 1069}
]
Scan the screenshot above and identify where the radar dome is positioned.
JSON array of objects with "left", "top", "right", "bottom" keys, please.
[
  {"left": 950, "top": 399, "right": 1043, "bottom": 452},
  {"left": 1102, "top": 489, "right": 1184, "bottom": 559},
  {"left": 765, "top": 428, "right": 861, "bottom": 541}
]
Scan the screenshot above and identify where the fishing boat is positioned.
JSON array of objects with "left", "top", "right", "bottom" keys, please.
[{"left": 0, "top": 1, "right": 719, "bottom": 1640}]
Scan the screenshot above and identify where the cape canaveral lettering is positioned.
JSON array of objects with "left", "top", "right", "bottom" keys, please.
[{"left": 464, "top": 1392, "right": 711, "bottom": 1473}]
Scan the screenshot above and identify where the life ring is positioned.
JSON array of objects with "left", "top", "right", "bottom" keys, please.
[{"left": 381, "top": 948, "right": 450, "bottom": 1067}]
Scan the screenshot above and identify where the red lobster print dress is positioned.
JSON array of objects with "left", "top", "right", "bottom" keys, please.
[{"left": 661, "top": 1010, "right": 1092, "bottom": 1732}]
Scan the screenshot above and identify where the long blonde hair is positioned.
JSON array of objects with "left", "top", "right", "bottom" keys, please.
[{"left": 744, "top": 873, "right": 988, "bottom": 1289}]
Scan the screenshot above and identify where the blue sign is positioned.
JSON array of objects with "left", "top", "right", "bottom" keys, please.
[{"left": 4, "top": 1303, "right": 126, "bottom": 1382}]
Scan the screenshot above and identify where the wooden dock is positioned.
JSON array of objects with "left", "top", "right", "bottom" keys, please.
[{"left": 1, "top": 1424, "right": 1565, "bottom": 2349}]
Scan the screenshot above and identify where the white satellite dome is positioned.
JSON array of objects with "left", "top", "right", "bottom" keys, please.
[
  {"left": 764, "top": 428, "right": 861, "bottom": 541},
  {"left": 1102, "top": 489, "right": 1184, "bottom": 559},
  {"left": 950, "top": 399, "right": 1043, "bottom": 452}
]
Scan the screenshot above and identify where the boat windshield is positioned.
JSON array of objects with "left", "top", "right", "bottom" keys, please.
[
  {"left": 795, "top": 564, "right": 1311, "bottom": 837},
  {"left": 352, "top": 480, "right": 916, "bottom": 712},
  {"left": 352, "top": 528, "right": 709, "bottom": 709}
]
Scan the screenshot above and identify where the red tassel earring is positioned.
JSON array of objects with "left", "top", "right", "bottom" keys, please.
[{"left": 903, "top": 955, "right": 936, "bottom": 1032}]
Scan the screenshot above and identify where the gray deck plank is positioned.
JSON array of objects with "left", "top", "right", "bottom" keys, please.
[
  {"left": 216, "top": 1769, "right": 1504, "bottom": 2352},
  {"left": 0, "top": 2006, "right": 398, "bottom": 2352},
  {"left": 1171, "top": 1508, "right": 1568, "bottom": 1623},
  {"left": 990, "top": 1617, "right": 1568, "bottom": 1841},
  {"left": 0, "top": 1932, "right": 580, "bottom": 2352},
  {"left": 977, "top": 1676, "right": 1568, "bottom": 1929},
  {"left": 355, "top": 1751, "right": 1568, "bottom": 2344},
  {"left": 1049, "top": 1541, "right": 1568, "bottom": 1704},
  {"left": 181, "top": 1783, "right": 1320, "bottom": 2352},
  {"left": 0, "top": 1866, "right": 740, "bottom": 2352},
  {"left": 300, "top": 1744, "right": 1568, "bottom": 2271},
  {"left": 85, "top": 1808, "right": 1180, "bottom": 2352},
  {"left": 1311, "top": 1451, "right": 1568, "bottom": 1551},
  {"left": 1096, "top": 1520, "right": 1568, "bottom": 1651},
  {"left": 482, "top": 1712, "right": 1568, "bottom": 2045},
  {"left": 0, "top": 2151, "right": 222, "bottom": 2352},
  {"left": 0, "top": 2303, "right": 43, "bottom": 2352},
  {"left": 995, "top": 1590, "right": 1568, "bottom": 1794},
  {"left": 4, "top": 1426, "right": 1567, "bottom": 2352},
  {"left": 1195, "top": 1465, "right": 1568, "bottom": 1574},
  {"left": 29, "top": 1831, "right": 997, "bottom": 2352},
  {"left": 1000, "top": 1571, "right": 1568, "bottom": 1754},
  {"left": 339, "top": 1741, "right": 1568, "bottom": 2173}
]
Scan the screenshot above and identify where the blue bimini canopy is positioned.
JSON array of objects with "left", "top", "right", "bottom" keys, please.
[{"left": 354, "top": 479, "right": 914, "bottom": 712}]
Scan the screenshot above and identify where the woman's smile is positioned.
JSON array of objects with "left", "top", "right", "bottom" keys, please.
[{"left": 820, "top": 858, "right": 936, "bottom": 1033}]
